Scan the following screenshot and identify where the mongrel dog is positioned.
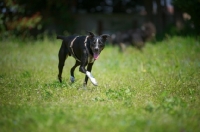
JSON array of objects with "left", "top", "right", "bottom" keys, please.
[
  {"left": 57, "top": 32, "right": 110, "bottom": 87},
  {"left": 110, "top": 22, "right": 156, "bottom": 51}
]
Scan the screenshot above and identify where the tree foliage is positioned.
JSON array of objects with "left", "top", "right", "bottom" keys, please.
[{"left": 1, "top": 0, "right": 76, "bottom": 38}]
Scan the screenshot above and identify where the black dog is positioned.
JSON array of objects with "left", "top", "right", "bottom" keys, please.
[
  {"left": 57, "top": 32, "right": 109, "bottom": 87},
  {"left": 110, "top": 22, "right": 156, "bottom": 51}
]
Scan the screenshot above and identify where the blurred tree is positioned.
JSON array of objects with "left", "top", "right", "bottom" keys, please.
[
  {"left": 0, "top": 0, "right": 77, "bottom": 38},
  {"left": 173, "top": 0, "right": 200, "bottom": 34}
]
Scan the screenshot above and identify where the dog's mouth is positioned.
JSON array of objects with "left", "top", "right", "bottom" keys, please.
[{"left": 93, "top": 52, "right": 99, "bottom": 60}]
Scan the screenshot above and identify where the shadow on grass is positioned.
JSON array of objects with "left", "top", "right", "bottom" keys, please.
[
  {"left": 43, "top": 80, "right": 71, "bottom": 89},
  {"left": 43, "top": 79, "right": 84, "bottom": 90}
]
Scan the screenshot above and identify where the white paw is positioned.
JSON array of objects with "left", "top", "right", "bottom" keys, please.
[
  {"left": 86, "top": 71, "right": 98, "bottom": 86},
  {"left": 90, "top": 77, "right": 98, "bottom": 86},
  {"left": 70, "top": 76, "right": 75, "bottom": 83}
]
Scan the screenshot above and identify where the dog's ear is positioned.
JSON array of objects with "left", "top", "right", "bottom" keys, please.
[
  {"left": 101, "top": 34, "right": 110, "bottom": 41},
  {"left": 87, "top": 31, "right": 95, "bottom": 38}
]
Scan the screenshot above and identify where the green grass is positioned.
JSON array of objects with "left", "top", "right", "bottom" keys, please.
[{"left": 0, "top": 36, "right": 200, "bottom": 132}]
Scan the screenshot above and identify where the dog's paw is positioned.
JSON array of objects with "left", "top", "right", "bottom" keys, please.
[
  {"left": 70, "top": 76, "right": 75, "bottom": 83},
  {"left": 90, "top": 77, "right": 98, "bottom": 86},
  {"left": 81, "top": 82, "right": 88, "bottom": 90},
  {"left": 86, "top": 71, "right": 98, "bottom": 86}
]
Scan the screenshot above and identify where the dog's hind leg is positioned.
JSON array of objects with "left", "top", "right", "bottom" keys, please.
[
  {"left": 70, "top": 60, "right": 80, "bottom": 83},
  {"left": 58, "top": 44, "right": 68, "bottom": 83}
]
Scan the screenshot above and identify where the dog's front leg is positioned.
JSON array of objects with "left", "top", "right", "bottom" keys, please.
[
  {"left": 84, "top": 63, "right": 98, "bottom": 86},
  {"left": 79, "top": 51, "right": 97, "bottom": 86},
  {"left": 79, "top": 50, "right": 88, "bottom": 74},
  {"left": 83, "top": 63, "right": 94, "bottom": 86},
  {"left": 79, "top": 55, "right": 88, "bottom": 88}
]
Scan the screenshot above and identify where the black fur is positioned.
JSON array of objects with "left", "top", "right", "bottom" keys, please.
[{"left": 110, "top": 22, "right": 156, "bottom": 51}]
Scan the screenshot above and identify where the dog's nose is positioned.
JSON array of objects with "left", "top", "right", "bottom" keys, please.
[{"left": 94, "top": 48, "right": 99, "bottom": 52}]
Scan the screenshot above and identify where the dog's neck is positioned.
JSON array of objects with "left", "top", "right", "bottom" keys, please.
[
  {"left": 85, "top": 38, "right": 93, "bottom": 56},
  {"left": 85, "top": 38, "right": 96, "bottom": 63}
]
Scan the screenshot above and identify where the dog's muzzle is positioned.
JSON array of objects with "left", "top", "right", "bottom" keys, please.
[{"left": 93, "top": 48, "right": 100, "bottom": 60}]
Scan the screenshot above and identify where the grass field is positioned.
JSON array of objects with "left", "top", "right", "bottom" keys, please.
[{"left": 0, "top": 36, "right": 200, "bottom": 132}]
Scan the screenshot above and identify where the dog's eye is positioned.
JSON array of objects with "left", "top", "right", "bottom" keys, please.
[
  {"left": 99, "top": 43, "right": 104, "bottom": 47},
  {"left": 99, "top": 42, "right": 103, "bottom": 45}
]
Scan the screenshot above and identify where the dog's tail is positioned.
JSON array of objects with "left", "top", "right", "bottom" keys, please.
[{"left": 57, "top": 35, "right": 66, "bottom": 40}]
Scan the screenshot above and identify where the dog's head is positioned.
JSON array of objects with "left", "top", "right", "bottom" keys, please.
[{"left": 88, "top": 31, "right": 110, "bottom": 60}]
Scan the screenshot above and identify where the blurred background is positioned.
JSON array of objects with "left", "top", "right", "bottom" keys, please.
[{"left": 0, "top": 0, "right": 200, "bottom": 40}]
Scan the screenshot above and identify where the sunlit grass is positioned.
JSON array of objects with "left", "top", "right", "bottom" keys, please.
[{"left": 0, "top": 36, "right": 200, "bottom": 132}]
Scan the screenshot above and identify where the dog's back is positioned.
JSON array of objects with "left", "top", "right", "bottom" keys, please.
[
  {"left": 57, "top": 35, "right": 78, "bottom": 44},
  {"left": 57, "top": 35, "right": 77, "bottom": 57},
  {"left": 57, "top": 35, "right": 88, "bottom": 59}
]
